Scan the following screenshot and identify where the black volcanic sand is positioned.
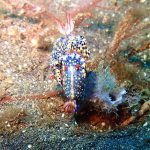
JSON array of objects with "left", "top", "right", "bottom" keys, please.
[{"left": 0, "top": 114, "right": 150, "bottom": 150}]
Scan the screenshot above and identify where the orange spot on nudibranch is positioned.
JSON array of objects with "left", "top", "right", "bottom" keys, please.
[
  {"left": 75, "top": 64, "right": 80, "bottom": 70},
  {"left": 50, "top": 74, "right": 55, "bottom": 80}
]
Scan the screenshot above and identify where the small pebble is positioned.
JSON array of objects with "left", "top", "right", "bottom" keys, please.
[
  {"left": 6, "top": 123, "right": 11, "bottom": 127},
  {"left": 140, "top": 0, "right": 146, "bottom": 3},
  {"left": 65, "top": 124, "right": 69, "bottom": 127},
  {"left": 22, "top": 130, "right": 26, "bottom": 133},
  {"left": 143, "top": 122, "right": 148, "bottom": 127},
  {"left": 101, "top": 122, "right": 106, "bottom": 127},
  {"left": 61, "top": 113, "right": 65, "bottom": 118},
  {"left": 27, "top": 144, "right": 32, "bottom": 149},
  {"left": 62, "top": 137, "right": 66, "bottom": 141}
]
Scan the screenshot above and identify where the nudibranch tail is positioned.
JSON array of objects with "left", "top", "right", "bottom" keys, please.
[{"left": 64, "top": 100, "right": 77, "bottom": 113}]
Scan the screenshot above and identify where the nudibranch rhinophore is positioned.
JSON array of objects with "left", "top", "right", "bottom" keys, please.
[{"left": 50, "top": 34, "right": 90, "bottom": 113}]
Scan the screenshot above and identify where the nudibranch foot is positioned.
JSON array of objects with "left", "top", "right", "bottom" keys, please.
[{"left": 64, "top": 100, "right": 77, "bottom": 113}]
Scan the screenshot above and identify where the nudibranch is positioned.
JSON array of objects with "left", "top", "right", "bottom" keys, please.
[
  {"left": 50, "top": 34, "right": 90, "bottom": 113},
  {"left": 50, "top": 13, "right": 90, "bottom": 113}
]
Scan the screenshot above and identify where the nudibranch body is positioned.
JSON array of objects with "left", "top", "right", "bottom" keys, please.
[{"left": 50, "top": 34, "right": 90, "bottom": 113}]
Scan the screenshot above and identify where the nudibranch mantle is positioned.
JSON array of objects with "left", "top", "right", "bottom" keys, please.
[
  {"left": 50, "top": 34, "right": 90, "bottom": 113},
  {"left": 62, "top": 52, "right": 86, "bottom": 100}
]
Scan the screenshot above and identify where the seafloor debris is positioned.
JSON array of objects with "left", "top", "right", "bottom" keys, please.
[
  {"left": 37, "top": 97, "right": 64, "bottom": 121},
  {"left": 0, "top": 107, "right": 27, "bottom": 134},
  {"left": 139, "top": 100, "right": 150, "bottom": 116}
]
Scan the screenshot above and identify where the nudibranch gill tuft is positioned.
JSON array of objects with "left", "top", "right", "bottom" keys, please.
[{"left": 50, "top": 34, "right": 90, "bottom": 113}]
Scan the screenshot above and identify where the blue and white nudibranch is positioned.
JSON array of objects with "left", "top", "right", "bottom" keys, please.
[
  {"left": 50, "top": 14, "right": 91, "bottom": 113},
  {"left": 50, "top": 34, "right": 90, "bottom": 113}
]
